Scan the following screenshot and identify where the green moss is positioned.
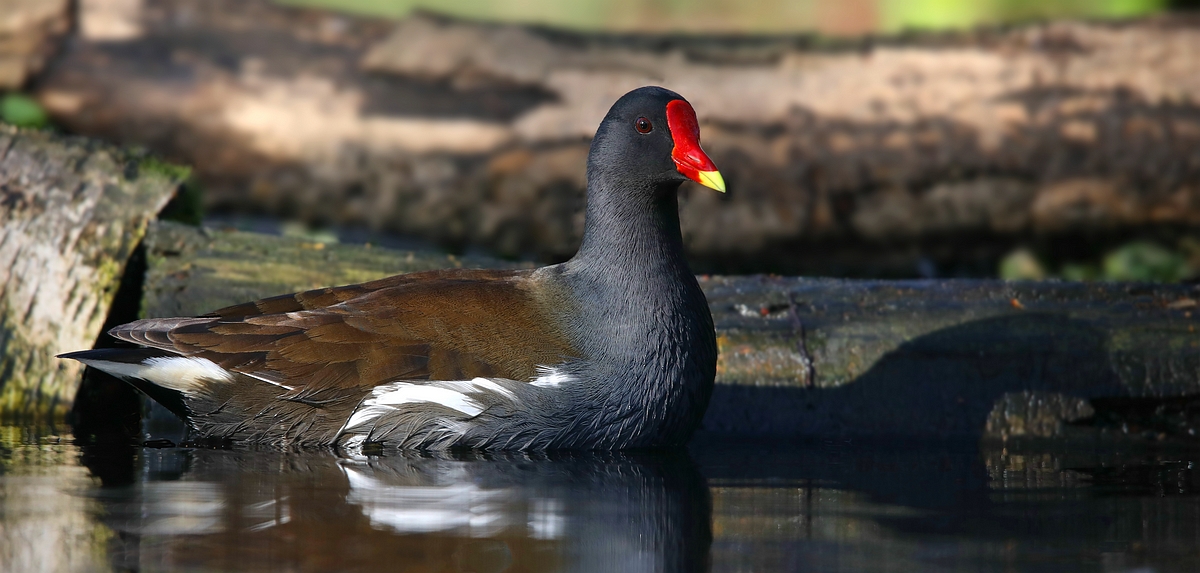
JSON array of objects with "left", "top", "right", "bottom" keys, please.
[
  {"left": 280, "top": 221, "right": 339, "bottom": 244},
  {"left": 137, "top": 156, "right": 192, "bottom": 183},
  {"left": 94, "top": 258, "right": 124, "bottom": 295},
  {"left": 141, "top": 222, "right": 528, "bottom": 318}
]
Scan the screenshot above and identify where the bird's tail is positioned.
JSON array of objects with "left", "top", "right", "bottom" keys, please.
[{"left": 59, "top": 348, "right": 195, "bottom": 420}]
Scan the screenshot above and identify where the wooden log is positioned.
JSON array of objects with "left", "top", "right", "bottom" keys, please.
[
  {"left": 0, "top": 126, "right": 181, "bottom": 419},
  {"left": 141, "top": 220, "right": 527, "bottom": 319},
  {"left": 701, "top": 277, "right": 1200, "bottom": 442},
  {"left": 137, "top": 223, "right": 1200, "bottom": 443},
  {"left": 32, "top": 1, "right": 1200, "bottom": 275}
]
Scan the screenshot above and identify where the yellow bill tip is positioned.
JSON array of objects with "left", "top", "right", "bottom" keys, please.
[{"left": 696, "top": 170, "right": 726, "bottom": 193}]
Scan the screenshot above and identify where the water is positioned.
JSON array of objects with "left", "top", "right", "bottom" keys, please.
[{"left": 3, "top": 427, "right": 1199, "bottom": 572}]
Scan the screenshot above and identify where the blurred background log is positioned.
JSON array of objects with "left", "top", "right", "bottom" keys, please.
[
  {"left": 25, "top": 0, "right": 1200, "bottom": 276},
  {"left": 0, "top": 0, "right": 69, "bottom": 90},
  {"left": 0, "top": 126, "right": 180, "bottom": 419}
]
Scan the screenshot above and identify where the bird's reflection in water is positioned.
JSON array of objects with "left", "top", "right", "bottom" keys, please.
[{"left": 83, "top": 446, "right": 711, "bottom": 572}]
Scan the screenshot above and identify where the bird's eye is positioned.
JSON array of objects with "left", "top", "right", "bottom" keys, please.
[{"left": 635, "top": 117, "right": 653, "bottom": 134}]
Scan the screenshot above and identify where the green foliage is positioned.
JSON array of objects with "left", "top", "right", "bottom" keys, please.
[
  {"left": 883, "top": 0, "right": 1168, "bottom": 31},
  {"left": 1000, "top": 239, "right": 1196, "bottom": 283},
  {"left": 1102, "top": 241, "right": 1191, "bottom": 282},
  {"left": 999, "top": 248, "right": 1047, "bottom": 280},
  {"left": 0, "top": 94, "right": 49, "bottom": 128},
  {"left": 275, "top": 0, "right": 1169, "bottom": 33}
]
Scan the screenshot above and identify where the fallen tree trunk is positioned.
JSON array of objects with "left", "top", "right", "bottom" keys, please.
[
  {"left": 137, "top": 222, "right": 1200, "bottom": 443},
  {"left": 31, "top": 1, "right": 1200, "bottom": 275},
  {"left": 0, "top": 126, "right": 180, "bottom": 419}
]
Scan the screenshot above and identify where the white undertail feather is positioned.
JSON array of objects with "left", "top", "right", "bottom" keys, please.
[{"left": 75, "top": 356, "right": 233, "bottom": 394}]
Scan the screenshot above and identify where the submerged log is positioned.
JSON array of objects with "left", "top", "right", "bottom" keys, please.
[
  {"left": 0, "top": 126, "right": 181, "bottom": 419},
  {"left": 138, "top": 223, "right": 1200, "bottom": 443},
  {"left": 31, "top": 0, "right": 1200, "bottom": 275}
]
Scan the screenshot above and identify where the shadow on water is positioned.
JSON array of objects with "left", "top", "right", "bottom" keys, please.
[{"left": 703, "top": 312, "right": 1132, "bottom": 441}]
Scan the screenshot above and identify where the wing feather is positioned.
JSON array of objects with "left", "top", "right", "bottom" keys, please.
[{"left": 109, "top": 268, "right": 578, "bottom": 399}]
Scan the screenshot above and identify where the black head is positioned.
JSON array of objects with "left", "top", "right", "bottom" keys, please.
[{"left": 587, "top": 86, "right": 725, "bottom": 197}]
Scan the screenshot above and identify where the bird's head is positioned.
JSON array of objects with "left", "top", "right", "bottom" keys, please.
[{"left": 588, "top": 86, "right": 725, "bottom": 196}]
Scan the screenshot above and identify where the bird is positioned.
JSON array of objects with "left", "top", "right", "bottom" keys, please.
[{"left": 60, "top": 86, "right": 726, "bottom": 452}]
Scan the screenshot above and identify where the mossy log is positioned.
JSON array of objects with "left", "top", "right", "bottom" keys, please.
[
  {"left": 141, "top": 221, "right": 527, "bottom": 319},
  {"left": 139, "top": 223, "right": 1200, "bottom": 443},
  {"left": 29, "top": 0, "right": 1200, "bottom": 275},
  {"left": 702, "top": 277, "right": 1200, "bottom": 442},
  {"left": 0, "top": 126, "right": 180, "bottom": 419}
]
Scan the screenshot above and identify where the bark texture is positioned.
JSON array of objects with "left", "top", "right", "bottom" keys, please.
[
  {"left": 31, "top": 1, "right": 1200, "bottom": 274},
  {"left": 138, "top": 223, "right": 1200, "bottom": 443},
  {"left": 0, "top": 126, "right": 179, "bottom": 419}
]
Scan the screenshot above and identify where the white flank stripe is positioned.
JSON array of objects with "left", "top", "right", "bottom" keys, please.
[
  {"left": 341, "top": 378, "right": 524, "bottom": 433},
  {"left": 531, "top": 366, "right": 572, "bottom": 388},
  {"left": 371, "top": 385, "right": 485, "bottom": 416},
  {"left": 344, "top": 405, "right": 396, "bottom": 430},
  {"left": 436, "top": 378, "right": 517, "bottom": 401},
  {"left": 471, "top": 378, "right": 517, "bottom": 400},
  {"left": 78, "top": 356, "right": 233, "bottom": 394}
]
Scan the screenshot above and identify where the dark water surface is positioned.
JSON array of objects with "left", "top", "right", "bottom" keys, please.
[{"left": 3, "top": 427, "right": 1199, "bottom": 572}]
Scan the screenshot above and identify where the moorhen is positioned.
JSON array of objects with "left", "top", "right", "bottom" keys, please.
[{"left": 61, "top": 86, "right": 725, "bottom": 451}]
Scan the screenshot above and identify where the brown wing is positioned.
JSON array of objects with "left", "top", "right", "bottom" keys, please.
[{"left": 111, "top": 268, "right": 580, "bottom": 400}]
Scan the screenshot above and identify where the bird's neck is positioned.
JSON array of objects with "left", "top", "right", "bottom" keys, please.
[
  {"left": 554, "top": 175, "right": 716, "bottom": 448},
  {"left": 571, "top": 177, "right": 689, "bottom": 281},
  {"left": 562, "top": 174, "right": 706, "bottom": 347}
]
